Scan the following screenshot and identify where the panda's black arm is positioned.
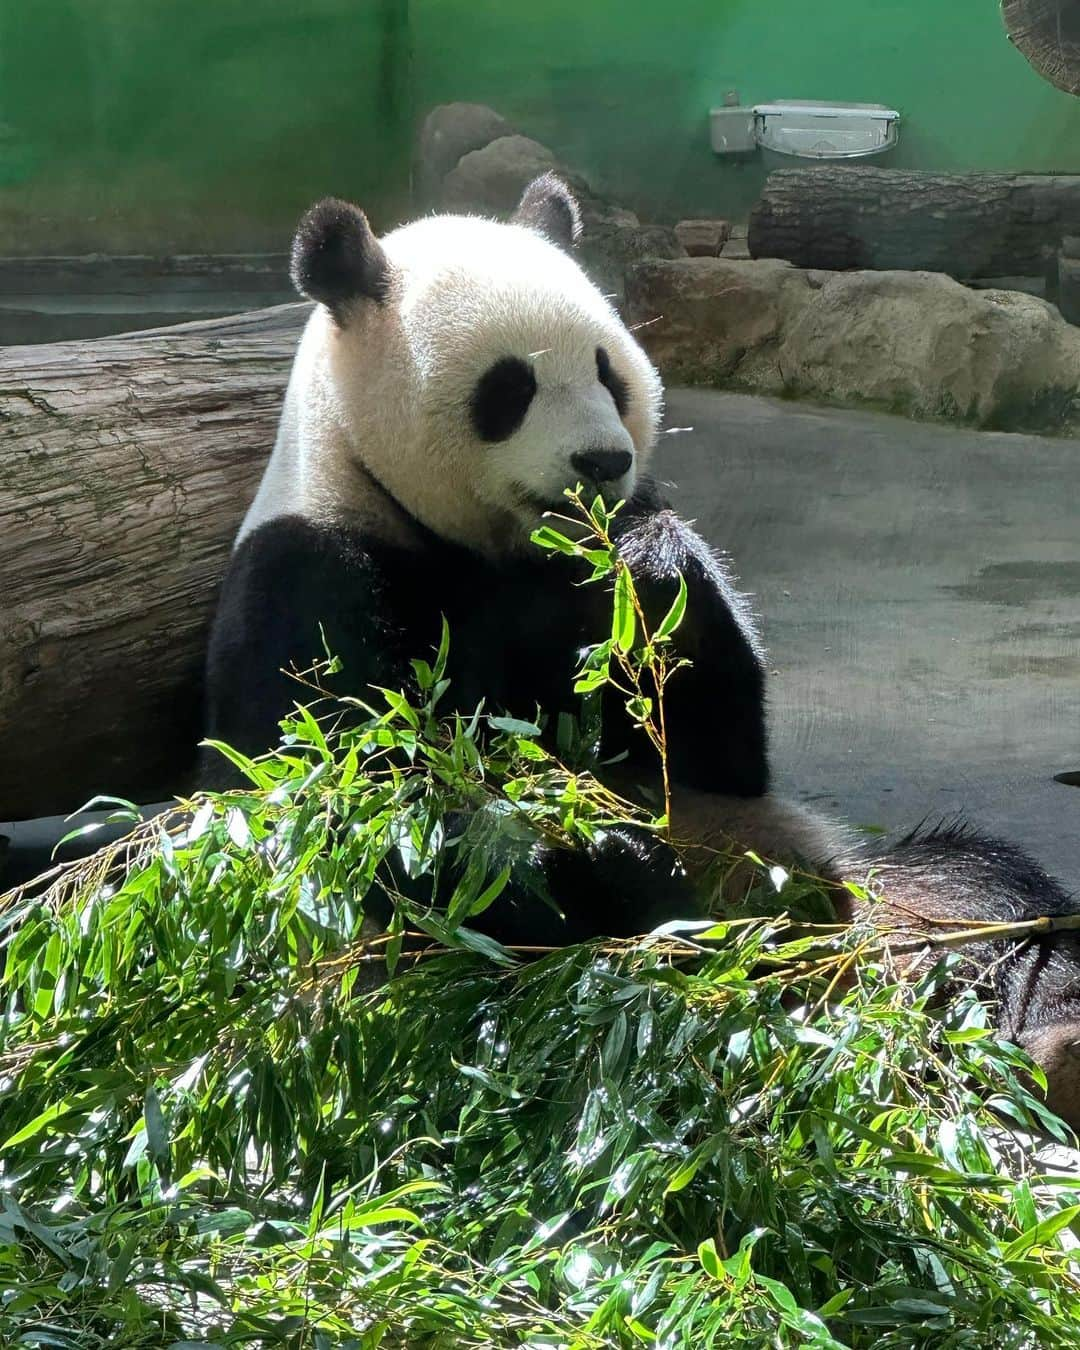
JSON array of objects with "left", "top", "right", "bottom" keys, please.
[
  {"left": 609, "top": 503, "right": 769, "bottom": 798},
  {"left": 373, "top": 815, "right": 700, "bottom": 949},
  {"left": 201, "top": 515, "right": 418, "bottom": 788}
]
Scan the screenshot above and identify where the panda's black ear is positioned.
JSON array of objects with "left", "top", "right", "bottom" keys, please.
[
  {"left": 290, "top": 197, "right": 392, "bottom": 321},
  {"left": 510, "top": 173, "right": 582, "bottom": 250}
]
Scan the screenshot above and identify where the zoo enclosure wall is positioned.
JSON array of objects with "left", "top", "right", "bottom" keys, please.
[{"left": 1, "top": 0, "right": 1079, "bottom": 254}]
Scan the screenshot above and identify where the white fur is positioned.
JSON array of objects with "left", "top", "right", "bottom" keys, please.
[{"left": 239, "top": 214, "right": 663, "bottom": 555}]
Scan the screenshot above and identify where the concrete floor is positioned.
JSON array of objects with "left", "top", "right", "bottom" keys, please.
[{"left": 658, "top": 389, "right": 1080, "bottom": 885}]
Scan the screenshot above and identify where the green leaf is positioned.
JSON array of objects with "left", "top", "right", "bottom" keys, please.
[
  {"left": 655, "top": 574, "right": 688, "bottom": 640},
  {"left": 488, "top": 716, "right": 542, "bottom": 737},
  {"left": 1002, "top": 1204, "right": 1080, "bottom": 1259},
  {"left": 574, "top": 668, "right": 609, "bottom": 694},
  {"left": 144, "top": 1086, "right": 170, "bottom": 1180},
  {"left": 468, "top": 867, "right": 512, "bottom": 917},
  {"left": 226, "top": 808, "right": 251, "bottom": 849},
  {"left": 626, "top": 695, "right": 653, "bottom": 724},
  {"left": 697, "top": 1238, "right": 722, "bottom": 1280},
  {"left": 818, "top": 1289, "right": 854, "bottom": 1317},
  {"left": 664, "top": 1158, "right": 700, "bottom": 1195},
  {"left": 612, "top": 567, "right": 636, "bottom": 653},
  {"left": 2, "top": 1100, "right": 68, "bottom": 1148},
  {"left": 433, "top": 615, "right": 451, "bottom": 680},
  {"left": 531, "top": 525, "right": 578, "bottom": 555},
  {"left": 757, "top": 1273, "right": 798, "bottom": 1312}
]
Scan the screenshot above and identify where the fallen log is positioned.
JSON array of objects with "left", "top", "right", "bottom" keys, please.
[
  {"left": 749, "top": 167, "right": 1080, "bottom": 278},
  {"left": 0, "top": 303, "right": 309, "bottom": 819}
]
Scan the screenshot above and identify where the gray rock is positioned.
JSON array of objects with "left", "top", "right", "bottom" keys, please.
[
  {"left": 674, "top": 219, "right": 732, "bottom": 257},
  {"left": 579, "top": 218, "right": 685, "bottom": 306},
  {"left": 625, "top": 257, "right": 1080, "bottom": 434},
  {"left": 414, "top": 103, "right": 515, "bottom": 209},
  {"left": 441, "top": 135, "right": 583, "bottom": 217},
  {"left": 1058, "top": 255, "right": 1080, "bottom": 326},
  {"left": 720, "top": 236, "right": 752, "bottom": 261},
  {"left": 624, "top": 258, "right": 813, "bottom": 389},
  {"left": 438, "top": 133, "right": 683, "bottom": 303},
  {"left": 781, "top": 270, "right": 1080, "bottom": 431}
]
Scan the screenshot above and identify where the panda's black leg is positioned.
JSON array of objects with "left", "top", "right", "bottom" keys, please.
[
  {"left": 534, "top": 826, "right": 703, "bottom": 944},
  {"left": 847, "top": 825, "right": 1080, "bottom": 1131}
]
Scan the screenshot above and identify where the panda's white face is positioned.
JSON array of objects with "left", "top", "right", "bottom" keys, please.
[
  {"left": 249, "top": 186, "right": 664, "bottom": 558},
  {"left": 411, "top": 215, "right": 657, "bottom": 508}
]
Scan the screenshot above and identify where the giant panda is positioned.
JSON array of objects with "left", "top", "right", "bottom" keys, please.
[{"left": 203, "top": 174, "right": 1080, "bottom": 1125}]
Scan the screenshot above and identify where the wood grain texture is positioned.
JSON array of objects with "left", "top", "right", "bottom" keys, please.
[
  {"left": 749, "top": 167, "right": 1080, "bottom": 278},
  {"left": 0, "top": 302, "right": 309, "bottom": 818},
  {"left": 1003, "top": 0, "right": 1080, "bottom": 96}
]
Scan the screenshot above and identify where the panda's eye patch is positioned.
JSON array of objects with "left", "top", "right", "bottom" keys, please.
[
  {"left": 596, "top": 346, "right": 630, "bottom": 416},
  {"left": 470, "top": 356, "right": 538, "bottom": 442}
]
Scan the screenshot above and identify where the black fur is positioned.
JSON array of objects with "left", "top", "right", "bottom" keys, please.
[
  {"left": 470, "top": 357, "right": 538, "bottom": 443},
  {"left": 510, "top": 173, "right": 583, "bottom": 250},
  {"left": 203, "top": 489, "right": 767, "bottom": 799},
  {"left": 290, "top": 198, "right": 391, "bottom": 320},
  {"left": 612, "top": 502, "right": 767, "bottom": 796},
  {"left": 596, "top": 346, "right": 630, "bottom": 416},
  {"left": 373, "top": 814, "right": 693, "bottom": 949},
  {"left": 834, "top": 819, "right": 1080, "bottom": 1125},
  {"left": 200, "top": 487, "right": 769, "bottom": 942},
  {"left": 865, "top": 821, "right": 1080, "bottom": 1045}
]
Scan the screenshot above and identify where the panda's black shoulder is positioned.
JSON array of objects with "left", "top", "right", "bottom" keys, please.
[
  {"left": 202, "top": 513, "right": 452, "bottom": 780},
  {"left": 216, "top": 513, "right": 435, "bottom": 618},
  {"left": 226, "top": 513, "right": 381, "bottom": 581}
]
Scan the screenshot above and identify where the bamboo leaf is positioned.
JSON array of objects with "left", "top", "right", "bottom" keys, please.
[
  {"left": 612, "top": 567, "right": 636, "bottom": 653},
  {"left": 655, "top": 574, "right": 688, "bottom": 640}
]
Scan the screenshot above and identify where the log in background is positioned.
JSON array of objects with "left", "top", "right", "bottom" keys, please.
[
  {"left": 749, "top": 167, "right": 1080, "bottom": 277},
  {"left": 0, "top": 303, "right": 309, "bottom": 819}
]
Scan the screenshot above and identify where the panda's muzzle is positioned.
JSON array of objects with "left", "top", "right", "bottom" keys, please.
[{"left": 571, "top": 447, "right": 633, "bottom": 484}]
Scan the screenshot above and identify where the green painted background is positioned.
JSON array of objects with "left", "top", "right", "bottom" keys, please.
[
  {"left": 0, "top": 0, "right": 410, "bottom": 255},
  {"left": 2, "top": 0, "right": 1080, "bottom": 254},
  {"left": 413, "top": 0, "right": 1080, "bottom": 222}
]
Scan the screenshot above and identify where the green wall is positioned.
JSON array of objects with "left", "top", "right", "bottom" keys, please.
[
  {"left": 3, "top": 0, "right": 1080, "bottom": 255},
  {"left": 413, "top": 0, "right": 1080, "bottom": 222},
  {"left": 0, "top": 0, "right": 410, "bottom": 255}
]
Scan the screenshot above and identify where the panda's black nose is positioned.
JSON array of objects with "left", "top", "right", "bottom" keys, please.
[{"left": 571, "top": 447, "right": 633, "bottom": 483}]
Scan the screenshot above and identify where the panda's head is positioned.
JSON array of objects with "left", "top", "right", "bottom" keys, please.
[{"left": 286, "top": 175, "right": 662, "bottom": 556}]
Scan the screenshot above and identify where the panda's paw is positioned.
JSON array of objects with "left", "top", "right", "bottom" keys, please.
[{"left": 542, "top": 825, "right": 702, "bottom": 942}]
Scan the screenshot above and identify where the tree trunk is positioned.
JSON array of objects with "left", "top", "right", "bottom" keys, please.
[
  {"left": 0, "top": 302, "right": 309, "bottom": 820},
  {"left": 749, "top": 167, "right": 1080, "bottom": 278},
  {"left": 1002, "top": 0, "right": 1080, "bottom": 97}
]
